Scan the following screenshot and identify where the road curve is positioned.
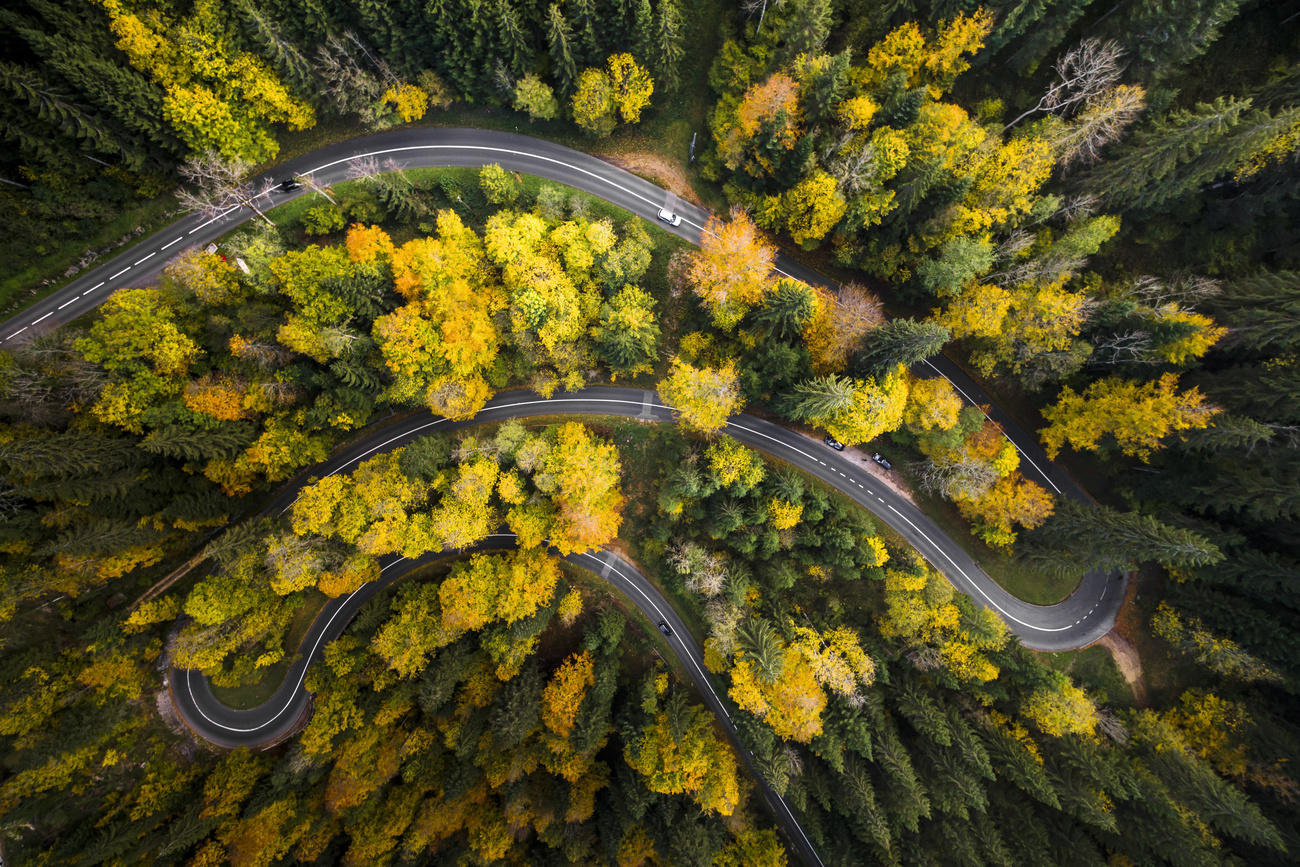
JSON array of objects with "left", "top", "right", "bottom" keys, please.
[
  {"left": 170, "top": 387, "right": 1119, "bottom": 739},
  {"left": 0, "top": 126, "right": 1089, "bottom": 506},
  {"left": 169, "top": 386, "right": 1123, "bottom": 865}
]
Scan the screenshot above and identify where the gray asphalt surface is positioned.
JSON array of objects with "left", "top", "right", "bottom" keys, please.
[
  {"left": 169, "top": 387, "right": 1124, "bottom": 864},
  {"left": 5, "top": 129, "right": 1120, "bottom": 863}
]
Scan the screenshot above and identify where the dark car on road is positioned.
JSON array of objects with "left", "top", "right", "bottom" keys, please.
[
  {"left": 276, "top": 177, "right": 302, "bottom": 192},
  {"left": 657, "top": 621, "right": 673, "bottom": 637},
  {"left": 824, "top": 435, "right": 846, "bottom": 451},
  {"left": 870, "top": 452, "right": 893, "bottom": 470}
]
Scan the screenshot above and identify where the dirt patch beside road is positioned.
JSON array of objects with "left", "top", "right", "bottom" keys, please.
[
  {"left": 1096, "top": 628, "right": 1148, "bottom": 706},
  {"left": 598, "top": 152, "right": 706, "bottom": 207}
]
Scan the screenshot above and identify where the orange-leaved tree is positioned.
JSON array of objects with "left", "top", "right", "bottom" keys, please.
[{"left": 687, "top": 209, "right": 775, "bottom": 330}]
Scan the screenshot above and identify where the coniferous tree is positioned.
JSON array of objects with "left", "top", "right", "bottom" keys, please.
[
  {"left": 850, "top": 318, "right": 950, "bottom": 379},
  {"left": 547, "top": 4, "right": 579, "bottom": 96}
]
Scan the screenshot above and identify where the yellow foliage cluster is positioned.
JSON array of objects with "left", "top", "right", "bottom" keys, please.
[
  {"left": 97, "top": 0, "right": 313, "bottom": 161},
  {"left": 880, "top": 561, "right": 1008, "bottom": 683},
  {"left": 541, "top": 651, "right": 595, "bottom": 738},
  {"left": 1041, "top": 373, "right": 1220, "bottom": 461},
  {"left": 624, "top": 702, "right": 742, "bottom": 815},
  {"left": 657, "top": 359, "right": 742, "bottom": 434}
]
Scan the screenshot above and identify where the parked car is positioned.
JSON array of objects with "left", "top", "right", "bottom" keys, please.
[
  {"left": 870, "top": 452, "right": 893, "bottom": 470},
  {"left": 657, "top": 208, "right": 682, "bottom": 227},
  {"left": 823, "top": 434, "right": 846, "bottom": 451},
  {"left": 657, "top": 621, "right": 673, "bottom": 637}
]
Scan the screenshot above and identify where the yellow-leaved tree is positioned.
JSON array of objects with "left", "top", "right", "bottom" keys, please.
[
  {"left": 1040, "top": 373, "right": 1219, "bottom": 461},
  {"left": 374, "top": 212, "right": 505, "bottom": 419},
  {"left": 624, "top": 694, "right": 742, "bottom": 815},
  {"left": 96, "top": 0, "right": 314, "bottom": 161},
  {"left": 658, "top": 359, "right": 742, "bottom": 434},
  {"left": 687, "top": 209, "right": 776, "bottom": 330}
]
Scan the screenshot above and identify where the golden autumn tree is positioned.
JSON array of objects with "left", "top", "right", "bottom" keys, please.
[
  {"left": 657, "top": 359, "right": 742, "bottom": 434},
  {"left": 1022, "top": 672, "right": 1098, "bottom": 737},
  {"left": 1040, "top": 373, "right": 1220, "bottom": 461},
  {"left": 799, "top": 368, "right": 910, "bottom": 446},
  {"left": 375, "top": 210, "right": 505, "bottom": 419},
  {"left": 540, "top": 422, "right": 625, "bottom": 554},
  {"left": 687, "top": 209, "right": 776, "bottom": 329},
  {"left": 96, "top": 0, "right": 314, "bottom": 161},
  {"left": 541, "top": 651, "right": 596, "bottom": 738},
  {"left": 74, "top": 287, "right": 200, "bottom": 433},
  {"left": 705, "top": 436, "right": 766, "bottom": 492},
  {"left": 438, "top": 549, "right": 561, "bottom": 633},
  {"left": 728, "top": 645, "right": 827, "bottom": 743},
  {"left": 625, "top": 693, "right": 742, "bottom": 816},
  {"left": 879, "top": 557, "right": 1009, "bottom": 683},
  {"left": 715, "top": 72, "right": 803, "bottom": 176}
]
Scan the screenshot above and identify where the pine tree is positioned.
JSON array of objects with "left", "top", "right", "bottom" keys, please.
[
  {"left": 547, "top": 4, "right": 579, "bottom": 96},
  {"left": 781, "top": 374, "right": 857, "bottom": 421},
  {"left": 1023, "top": 498, "right": 1223, "bottom": 574},
  {"left": 1082, "top": 96, "right": 1251, "bottom": 211},
  {"left": 650, "top": 0, "right": 684, "bottom": 92},
  {"left": 850, "top": 319, "right": 950, "bottom": 379},
  {"left": 750, "top": 278, "right": 816, "bottom": 341}
]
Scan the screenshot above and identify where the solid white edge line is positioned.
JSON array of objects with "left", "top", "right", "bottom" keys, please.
[
  {"left": 185, "top": 557, "right": 409, "bottom": 734},
  {"left": 922, "top": 359, "right": 1064, "bottom": 496}
]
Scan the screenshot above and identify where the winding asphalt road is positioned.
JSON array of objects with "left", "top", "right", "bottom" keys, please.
[
  {"left": 7, "top": 128, "right": 1120, "bottom": 861},
  {"left": 0, "top": 127, "right": 1076, "bottom": 502},
  {"left": 169, "top": 387, "right": 1122, "bottom": 865}
]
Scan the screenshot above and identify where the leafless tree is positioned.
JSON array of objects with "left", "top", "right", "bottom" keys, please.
[
  {"left": 915, "top": 456, "right": 999, "bottom": 501},
  {"left": 1126, "top": 274, "right": 1221, "bottom": 309},
  {"left": 993, "top": 229, "right": 1034, "bottom": 265},
  {"left": 313, "top": 32, "right": 388, "bottom": 126},
  {"left": 669, "top": 541, "right": 728, "bottom": 597},
  {"left": 1006, "top": 38, "right": 1126, "bottom": 129},
  {"left": 1097, "top": 708, "right": 1129, "bottom": 743},
  {"left": 1088, "top": 330, "right": 1156, "bottom": 367},
  {"left": 828, "top": 139, "right": 883, "bottom": 197},
  {"left": 176, "top": 151, "right": 276, "bottom": 226},
  {"left": 1057, "top": 193, "right": 1099, "bottom": 224},
  {"left": 1050, "top": 83, "right": 1147, "bottom": 168},
  {"left": 294, "top": 172, "right": 335, "bottom": 204},
  {"left": 346, "top": 154, "right": 383, "bottom": 183}
]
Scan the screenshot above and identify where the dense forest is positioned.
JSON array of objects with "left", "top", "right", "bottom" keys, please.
[{"left": 1, "top": 0, "right": 1299, "bottom": 865}]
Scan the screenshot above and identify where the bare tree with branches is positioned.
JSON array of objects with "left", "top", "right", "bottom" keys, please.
[
  {"left": 293, "top": 172, "right": 335, "bottom": 203},
  {"left": 177, "top": 151, "right": 276, "bottom": 227},
  {"left": 345, "top": 154, "right": 383, "bottom": 183},
  {"left": 1126, "top": 274, "right": 1222, "bottom": 309},
  {"left": 1049, "top": 83, "right": 1147, "bottom": 168},
  {"left": 1006, "top": 38, "right": 1127, "bottom": 130}
]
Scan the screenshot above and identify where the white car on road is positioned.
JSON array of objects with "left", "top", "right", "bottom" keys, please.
[{"left": 657, "top": 208, "right": 682, "bottom": 226}]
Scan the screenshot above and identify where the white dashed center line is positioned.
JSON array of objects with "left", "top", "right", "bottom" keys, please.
[
  {"left": 31, "top": 312, "right": 51, "bottom": 325},
  {"left": 57, "top": 299, "right": 76, "bottom": 310},
  {"left": 133, "top": 252, "right": 156, "bottom": 265},
  {"left": 160, "top": 236, "right": 184, "bottom": 250},
  {"left": 6, "top": 327, "right": 26, "bottom": 339},
  {"left": 109, "top": 267, "right": 131, "bottom": 279}
]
